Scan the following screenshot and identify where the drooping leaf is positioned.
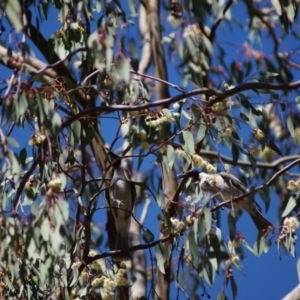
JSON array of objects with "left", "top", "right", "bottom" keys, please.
[
  {"left": 155, "top": 243, "right": 165, "bottom": 274},
  {"left": 183, "top": 130, "right": 194, "bottom": 156},
  {"left": 203, "top": 207, "right": 212, "bottom": 234},
  {"left": 231, "top": 143, "right": 239, "bottom": 164},
  {"left": 6, "top": 136, "right": 19, "bottom": 148},
  {"left": 188, "top": 229, "right": 198, "bottom": 265},
  {"left": 230, "top": 276, "right": 238, "bottom": 299},
  {"left": 166, "top": 145, "right": 175, "bottom": 169},
  {"left": 142, "top": 229, "right": 154, "bottom": 243},
  {"left": 287, "top": 115, "right": 295, "bottom": 138},
  {"left": 115, "top": 53, "right": 130, "bottom": 83},
  {"left": 196, "top": 124, "right": 207, "bottom": 143},
  {"left": 253, "top": 235, "right": 265, "bottom": 257},
  {"left": 19, "top": 148, "right": 27, "bottom": 167},
  {"left": 5, "top": 0, "right": 22, "bottom": 32},
  {"left": 70, "top": 120, "right": 81, "bottom": 146},
  {"left": 282, "top": 195, "right": 297, "bottom": 218},
  {"left": 267, "top": 139, "right": 282, "bottom": 156},
  {"left": 297, "top": 258, "right": 300, "bottom": 282},
  {"left": 217, "top": 291, "right": 228, "bottom": 300}
]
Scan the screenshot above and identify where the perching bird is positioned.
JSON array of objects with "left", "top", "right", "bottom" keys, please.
[
  {"left": 177, "top": 170, "right": 273, "bottom": 231},
  {"left": 105, "top": 150, "right": 136, "bottom": 261}
]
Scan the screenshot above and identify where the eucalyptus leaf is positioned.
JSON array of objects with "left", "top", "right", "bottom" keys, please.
[
  {"left": 267, "top": 139, "right": 282, "bottom": 156},
  {"left": 231, "top": 143, "right": 239, "bottom": 164},
  {"left": 196, "top": 124, "right": 207, "bottom": 143},
  {"left": 282, "top": 195, "right": 297, "bottom": 218},
  {"left": 70, "top": 120, "right": 81, "bottom": 146},
  {"left": 188, "top": 229, "right": 198, "bottom": 265},
  {"left": 183, "top": 131, "right": 194, "bottom": 156},
  {"left": 287, "top": 116, "right": 295, "bottom": 138},
  {"left": 5, "top": 0, "right": 22, "bottom": 32},
  {"left": 142, "top": 229, "right": 154, "bottom": 243},
  {"left": 155, "top": 243, "right": 165, "bottom": 274},
  {"left": 7, "top": 137, "right": 19, "bottom": 148},
  {"left": 253, "top": 235, "right": 265, "bottom": 257},
  {"left": 297, "top": 258, "right": 300, "bottom": 281},
  {"left": 19, "top": 148, "right": 27, "bottom": 167},
  {"left": 166, "top": 145, "right": 175, "bottom": 169}
]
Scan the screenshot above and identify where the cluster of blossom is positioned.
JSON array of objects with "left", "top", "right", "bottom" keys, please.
[
  {"left": 145, "top": 109, "right": 176, "bottom": 127},
  {"left": 170, "top": 217, "right": 185, "bottom": 231},
  {"left": 175, "top": 150, "right": 217, "bottom": 173},
  {"left": 222, "top": 126, "right": 234, "bottom": 138},
  {"left": 175, "top": 148, "right": 188, "bottom": 159},
  {"left": 191, "top": 154, "right": 217, "bottom": 173},
  {"left": 225, "top": 254, "right": 240, "bottom": 267},
  {"left": 257, "top": 103, "right": 284, "bottom": 139},
  {"left": 252, "top": 128, "right": 264, "bottom": 141},
  {"left": 283, "top": 217, "right": 299, "bottom": 231},
  {"left": 47, "top": 177, "right": 62, "bottom": 194},
  {"left": 185, "top": 209, "right": 203, "bottom": 226},
  {"left": 115, "top": 268, "right": 130, "bottom": 287},
  {"left": 278, "top": 217, "right": 299, "bottom": 244},
  {"left": 25, "top": 179, "right": 39, "bottom": 198},
  {"left": 287, "top": 179, "right": 300, "bottom": 191},
  {"left": 28, "top": 123, "right": 47, "bottom": 146},
  {"left": 91, "top": 275, "right": 114, "bottom": 289},
  {"left": 89, "top": 249, "right": 103, "bottom": 271},
  {"left": 212, "top": 84, "right": 235, "bottom": 113},
  {"left": 70, "top": 250, "right": 111, "bottom": 299},
  {"left": 182, "top": 24, "right": 210, "bottom": 41},
  {"left": 250, "top": 146, "right": 278, "bottom": 162},
  {"left": 167, "top": 14, "right": 182, "bottom": 27}
]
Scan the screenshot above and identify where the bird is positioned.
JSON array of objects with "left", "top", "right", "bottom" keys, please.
[
  {"left": 105, "top": 149, "right": 136, "bottom": 261},
  {"left": 177, "top": 169, "right": 273, "bottom": 232}
]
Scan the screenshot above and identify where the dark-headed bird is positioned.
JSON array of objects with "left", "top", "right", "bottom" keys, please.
[{"left": 178, "top": 169, "right": 273, "bottom": 232}]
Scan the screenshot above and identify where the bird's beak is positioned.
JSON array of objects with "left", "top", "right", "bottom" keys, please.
[
  {"left": 177, "top": 172, "right": 186, "bottom": 179},
  {"left": 177, "top": 169, "right": 199, "bottom": 180}
]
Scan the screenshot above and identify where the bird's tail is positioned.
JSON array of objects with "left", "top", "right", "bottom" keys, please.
[
  {"left": 114, "top": 231, "right": 130, "bottom": 262},
  {"left": 250, "top": 209, "right": 273, "bottom": 232}
]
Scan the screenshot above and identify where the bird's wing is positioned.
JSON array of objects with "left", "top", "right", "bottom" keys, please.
[{"left": 219, "top": 172, "right": 248, "bottom": 193}]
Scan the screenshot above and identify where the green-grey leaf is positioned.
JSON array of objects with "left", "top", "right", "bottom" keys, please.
[
  {"left": 5, "top": 0, "right": 22, "bottom": 32},
  {"left": 7, "top": 136, "right": 19, "bottom": 148},
  {"left": 19, "top": 148, "right": 27, "bottom": 167},
  {"left": 166, "top": 145, "right": 175, "bottom": 169},
  {"left": 203, "top": 207, "right": 212, "bottom": 234},
  {"left": 55, "top": 199, "right": 69, "bottom": 224},
  {"left": 217, "top": 291, "right": 228, "bottom": 300},
  {"left": 282, "top": 195, "right": 297, "bottom": 218},
  {"left": 230, "top": 276, "right": 238, "bottom": 298},
  {"left": 231, "top": 143, "right": 239, "bottom": 164},
  {"left": 142, "top": 229, "right": 154, "bottom": 243},
  {"left": 188, "top": 229, "right": 198, "bottom": 265},
  {"left": 70, "top": 120, "right": 81, "bottom": 146},
  {"left": 297, "top": 258, "right": 300, "bottom": 281},
  {"left": 287, "top": 116, "right": 295, "bottom": 138},
  {"left": 267, "top": 139, "right": 282, "bottom": 156},
  {"left": 253, "top": 235, "right": 265, "bottom": 257},
  {"left": 183, "top": 131, "right": 194, "bottom": 156},
  {"left": 155, "top": 243, "right": 165, "bottom": 274},
  {"left": 51, "top": 112, "right": 62, "bottom": 135},
  {"left": 115, "top": 53, "right": 130, "bottom": 83},
  {"left": 41, "top": 218, "right": 50, "bottom": 242},
  {"left": 196, "top": 124, "right": 207, "bottom": 143}
]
